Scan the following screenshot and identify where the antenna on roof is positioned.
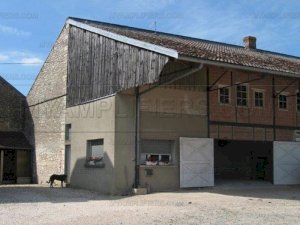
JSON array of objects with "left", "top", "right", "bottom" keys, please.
[{"left": 150, "top": 21, "right": 157, "bottom": 33}]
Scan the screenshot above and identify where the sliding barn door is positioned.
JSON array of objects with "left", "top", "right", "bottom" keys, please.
[
  {"left": 180, "top": 137, "right": 214, "bottom": 188},
  {"left": 273, "top": 141, "right": 300, "bottom": 185}
]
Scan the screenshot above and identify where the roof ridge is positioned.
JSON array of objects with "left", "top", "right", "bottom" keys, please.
[{"left": 68, "top": 17, "right": 300, "bottom": 60}]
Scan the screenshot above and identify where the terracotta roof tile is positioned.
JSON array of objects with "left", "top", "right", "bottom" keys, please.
[{"left": 70, "top": 18, "right": 300, "bottom": 76}]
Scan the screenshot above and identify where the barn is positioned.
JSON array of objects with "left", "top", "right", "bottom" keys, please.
[
  {"left": 0, "top": 76, "right": 31, "bottom": 184},
  {"left": 25, "top": 17, "right": 300, "bottom": 194}
]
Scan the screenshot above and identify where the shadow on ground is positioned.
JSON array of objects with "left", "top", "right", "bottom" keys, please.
[
  {"left": 0, "top": 185, "right": 126, "bottom": 204},
  {"left": 1, "top": 181, "right": 300, "bottom": 204},
  {"left": 180, "top": 180, "right": 300, "bottom": 201}
]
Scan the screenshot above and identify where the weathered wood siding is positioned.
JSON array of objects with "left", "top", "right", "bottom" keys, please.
[{"left": 67, "top": 26, "right": 169, "bottom": 107}]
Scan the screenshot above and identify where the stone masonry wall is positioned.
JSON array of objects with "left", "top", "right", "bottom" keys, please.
[
  {"left": 0, "top": 78, "right": 25, "bottom": 131},
  {"left": 25, "top": 25, "right": 69, "bottom": 183}
]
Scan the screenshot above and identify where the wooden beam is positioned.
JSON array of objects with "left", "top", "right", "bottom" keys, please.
[{"left": 208, "top": 70, "right": 228, "bottom": 90}]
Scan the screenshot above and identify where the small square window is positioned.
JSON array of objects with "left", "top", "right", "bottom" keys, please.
[
  {"left": 278, "top": 94, "right": 287, "bottom": 109},
  {"left": 254, "top": 91, "right": 264, "bottom": 107},
  {"left": 219, "top": 87, "right": 230, "bottom": 104},
  {"left": 236, "top": 84, "right": 248, "bottom": 106},
  {"left": 86, "top": 139, "right": 104, "bottom": 163}
]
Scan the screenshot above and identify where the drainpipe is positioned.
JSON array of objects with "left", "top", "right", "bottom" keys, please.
[
  {"left": 0, "top": 150, "right": 3, "bottom": 184},
  {"left": 133, "top": 63, "right": 204, "bottom": 188},
  {"left": 134, "top": 86, "right": 140, "bottom": 188},
  {"left": 272, "top": 76, "right": 276, "bottom": 141},
  {"left": 206, "top": 67, "right": 210, "bottom": 138}
]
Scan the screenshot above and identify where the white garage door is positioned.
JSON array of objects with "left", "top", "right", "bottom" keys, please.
[
  {"left": 180, "top": 137, "right": 214, "bottom": 188},
  {"left": 273, "top": 141, "right": 300, "bottom": 185}
]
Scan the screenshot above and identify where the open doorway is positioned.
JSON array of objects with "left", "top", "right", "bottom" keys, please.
[
  {"left": 214, "top": 140, "right": 273, "bottom": 185},
  {"left": 2, "top": 150, "right": 17, "bottom": 184}
]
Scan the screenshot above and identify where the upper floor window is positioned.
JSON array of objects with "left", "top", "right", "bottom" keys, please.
[
  {"left": 219, "top": 86, "right": 230, "bottom": 104},
  {"left": 65, "top": 124, "right": 72, "bottom": 141},
  {"left": 254, "top": 91, "right": 264, "bottom": 107},
  {"left": 236, "top": 84, "right": 248, "bottom": 106},
  {"left": 278, "top": 94, "right": 287, "bottom": 109},
  {"left": 297, "top": 93, "right": 300, "bottom": 112}
]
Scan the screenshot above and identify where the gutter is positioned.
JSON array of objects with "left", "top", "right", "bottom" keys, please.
[{"left": 179, "top": 55, "right": 300, "bottom": 78}]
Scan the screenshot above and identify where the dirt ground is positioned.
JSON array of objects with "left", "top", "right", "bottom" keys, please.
[{"left": 0, "top": 182, "right": 299, "bottom": 225}]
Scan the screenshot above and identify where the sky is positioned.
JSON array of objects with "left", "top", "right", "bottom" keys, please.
[{"left": 0, "top": 0, "right": 300, "bottom": 95}]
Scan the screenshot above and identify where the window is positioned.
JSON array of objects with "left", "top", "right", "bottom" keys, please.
[
  {"left": 297, "top": 93, "right": 300, "bottom": 112},
  {"left": 65, "top": 124, "right": 71, "bottom": 141},
  {"left": 140, "top": 140, "right": 174, "bottom": 166},
  {"left": 219, "top": 87, "right": 230, "bottom": 104},
  {"left": 254, "top": 91, "right": 264, "bottom": 107},
  {"left": 278, "top": 94, "right": 287, "bottom": 109},
  {"left": 236, "top": 84, "right": 248, "bottom": 106},
  {"left": 86, "top": 139, "right": 104, "bottom": 166}
]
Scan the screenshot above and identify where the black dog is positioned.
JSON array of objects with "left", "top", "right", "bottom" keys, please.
[{"left": 47, "top": 174, "right": 67, "bottom": 188}]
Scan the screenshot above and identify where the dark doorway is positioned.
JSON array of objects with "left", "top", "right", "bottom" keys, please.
[
  {"left": 214, "top": 140, "right": 273, "bottom": 183},
  {"left": 2, "top": 150, "right": 17, "bottom": 184}
]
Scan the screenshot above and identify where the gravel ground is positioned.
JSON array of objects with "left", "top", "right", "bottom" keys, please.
[{"left": 0, "top": 183, "right": 300, "bottom": 225}]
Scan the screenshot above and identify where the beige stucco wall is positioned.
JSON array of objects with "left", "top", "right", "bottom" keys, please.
[
  {"left": 139, "top": 69, "right": 208, "bottom": 191},
  {"left": 114, "top": 69, "right": 208, "bottom": 193},
  {"left": 114, "top": 93, "right": 136, "bottom": 194},
  {"left": 66, "top": 97, "right": 116, "bottom": 194}
]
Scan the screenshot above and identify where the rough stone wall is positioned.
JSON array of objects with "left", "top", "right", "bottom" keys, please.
[
  {"left": 0, "top": 78, "right": 25, "bottom": 131},
  {"left": 25, "top": 25, "right": 69, "bottom": 183}
]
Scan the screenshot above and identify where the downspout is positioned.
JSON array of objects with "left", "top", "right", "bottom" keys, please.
[
  {"left": 272, "top": 76, "right": 276, "bottom": 141},
  {"left": 134, "top": 86, "right": 140, "bottom": 188},
  {"left": 134, "top": 63, "right": 204, "bottom": 188},
  {"left": 206, "top": 67, "right": 210, "bottom": 138}
]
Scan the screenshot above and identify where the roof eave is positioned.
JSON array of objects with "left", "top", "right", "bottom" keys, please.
[
  {"left": 66, "top": 18, "right": 178, "bottom": 59},
  {"left": 179, "top": 55, "right": 300, "bottom": 78}
]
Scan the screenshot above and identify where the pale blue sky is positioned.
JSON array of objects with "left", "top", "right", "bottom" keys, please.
[{"left": 0, "top": 0, "right": 299, "bottom": 95}]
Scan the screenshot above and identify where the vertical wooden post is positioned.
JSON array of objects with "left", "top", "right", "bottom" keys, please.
[{"left": 0, "top": 150, "right": 3, "bottom": 184}]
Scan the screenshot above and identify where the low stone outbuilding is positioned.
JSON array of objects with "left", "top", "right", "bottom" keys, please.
[{"left": 0, "top": 76, "right": 31, "bottom": 184}]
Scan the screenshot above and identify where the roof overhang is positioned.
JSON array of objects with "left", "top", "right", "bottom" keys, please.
[
  {"left": 179, "top": 55, "right": 300, "bottom": 78},
  {"left": 66, "top": 19, "right": 178, "bottom": 59}
]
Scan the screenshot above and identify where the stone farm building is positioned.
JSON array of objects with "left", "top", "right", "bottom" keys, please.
[
  {"left": 22, "top": 17, "right": 300, "bottom": 194},
  {"left": 0, "top": 76, "right": 31, "bottom": 184}
]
